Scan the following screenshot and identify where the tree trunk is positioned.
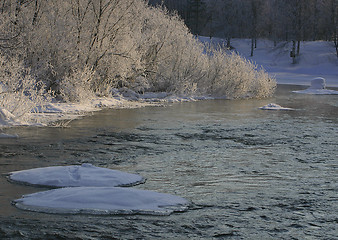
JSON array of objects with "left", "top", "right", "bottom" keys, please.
[
  {"left": 297, "top": 40, "right": 300, "bottom": 56},
  {"left": 312, "top": 0, "right": 318, "bottom": 41},
  {"left": 331, "top": 0, "right": 337, "bottom": 57},
  {"left": 251, "top": 38, "right": 254, "bottom": 57},
  {"left": 335, "top": 36, "right": 338, "bottom": 57},
  {"left": 292, "top": 40, "right": 296, "bottom": 64}
]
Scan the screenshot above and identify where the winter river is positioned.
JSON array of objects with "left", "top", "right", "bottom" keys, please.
[{"left": 0, "top": 85, "right": 337, "bottom": 239}]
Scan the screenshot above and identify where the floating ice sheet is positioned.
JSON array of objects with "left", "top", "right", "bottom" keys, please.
[
  {"left": 9, "top": 163, "right": 145, "bottom": 187},
  {"left": 13, "top": 187, "right": 189, "bottom": 215},
  {"left": 259, "top": 103, "right": 294, "bottom": 111}
]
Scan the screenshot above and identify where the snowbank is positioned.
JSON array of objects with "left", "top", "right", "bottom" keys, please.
[
  {"left": 259, "top": 103, "right": 294, "bottom": 111},
  {"left": 13, "top": 187, "right": 189, "bottom": 215},
  {"left": 9, "top": 163, "right": 145, "bottom": 187},
  {"left": 292, "top": 77, "right": 338, "bottom": 95},
  {"left": 0, "top": 88, "right": 209, "bottom": 129}
]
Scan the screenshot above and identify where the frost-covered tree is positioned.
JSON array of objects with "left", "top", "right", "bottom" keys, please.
[
  {"left": 0, "top": 54, "right": 51, "bottom": 122},
  {"left": 1, "top": 0, "right": 276, "bottom": 103}
]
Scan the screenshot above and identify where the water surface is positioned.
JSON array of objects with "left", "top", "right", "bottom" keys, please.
[{"left": 1, "top": 85, "right": 337, "bottom": 239}]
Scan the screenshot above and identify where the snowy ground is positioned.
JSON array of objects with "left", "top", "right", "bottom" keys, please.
[{"left": 200, "top": 37, "right": 338, "bottom": 87}]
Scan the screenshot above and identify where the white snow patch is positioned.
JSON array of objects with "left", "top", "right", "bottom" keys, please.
[
  {"left": 9, "top": 163, "right": 145, "bottom": 187},
  {"left": 309, "top": 77, "right": 326, "bottom": 89},
  {"left": 1, "top": 87, "right": 209, "bottom": 128},
  {"left": 259, "top": 103, "right": 294, "bottom": 111},
  {"left": 13, "top": 187, "right": 189, "bottom": 215},
  {"left": 24, "top": 96, "right": 155, "bottom": 127},
  {"left": 0, "top": 108, "right": 26, "bottom": 126},
  {"left": 32, "top": 103, "right": 64, "bottom": 113},
  {"left": 293, "top": 77, "right": 338, "bottom": 95}
]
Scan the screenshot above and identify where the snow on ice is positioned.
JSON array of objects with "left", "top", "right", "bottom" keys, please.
[
  {"left": 259, "top": 103, "right": 294, "bottom": 111},
  {"left": 9, "top": 163, "right": 145, "bottom": 187},
  {"left": 9, "top": 164, "right": 189, "bottom": 215},
  {"left": 13, "top": 187, "right": 189, "bottom": 215}
]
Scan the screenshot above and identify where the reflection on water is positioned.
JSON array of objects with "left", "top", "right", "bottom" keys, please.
[{"left": 0, "top": 85, "right": 337, "bottom": 239}]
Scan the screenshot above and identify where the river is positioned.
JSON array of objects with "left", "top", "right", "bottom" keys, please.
[{"left": 0, "top": 85, "right": 337, "bottom": 239}]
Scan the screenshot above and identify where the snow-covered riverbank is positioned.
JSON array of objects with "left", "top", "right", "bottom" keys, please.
[
  {"left": 1, "top": 39, "right": 337, "bottom": 129},
  {"left": 0, "top": 89, "right": 211, "bottom": 129}
]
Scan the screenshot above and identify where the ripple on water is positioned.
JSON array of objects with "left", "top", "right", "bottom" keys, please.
[{"left": 0, "top": 86, "right": 337, "bottom": 239}]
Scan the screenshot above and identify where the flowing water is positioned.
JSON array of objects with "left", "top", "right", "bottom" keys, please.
[{"left": 0, "top": 85, "right": 337, "bottom": 239}]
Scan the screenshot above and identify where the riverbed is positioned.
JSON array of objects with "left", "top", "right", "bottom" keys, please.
[{"left": 1, "top": 85, "right": 337, "bottom": 239}]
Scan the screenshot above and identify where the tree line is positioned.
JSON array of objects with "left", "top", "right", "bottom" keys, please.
[{"left": 149, "top": 0, "right": 338, "bottom": 57}]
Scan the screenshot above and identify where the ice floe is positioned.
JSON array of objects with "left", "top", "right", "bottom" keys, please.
[
  {"left": 13, "top": 187, "right": 189, "bottom": 215},
  {"left": 0, "top": 133, "right": 18, "bottom": 138},
  {"left": 9, "top": 164, "right": 189, "bottom": 215},
  {"left": 9, "top": 163, "right": 145, "bottom": 187},
  {"left": 259, "top": 103, "right": 294, "bottom": 111}
]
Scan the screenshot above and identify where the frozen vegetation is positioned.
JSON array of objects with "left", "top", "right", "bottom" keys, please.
[
  {"left": 0, "top": 0, "right": 276, "bottom": 127},
  {"left": 1, "top": 1, "right": 337, "bottom": 128}
]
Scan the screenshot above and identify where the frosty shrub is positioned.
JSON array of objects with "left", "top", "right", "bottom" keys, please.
[
  {"left": 201, "top": 47, "right": 276, "bottom": 98},
  {"left": 59, "top": 66, "right": 96, "bottom": 103},
  {"left": 0, "top": 55, "right": 51, "bottom": 122},
  {"left": 131, "top": 5, "right": 208, "bottom": 95},
  {"left": 133, "top": 5, "right": 276, "bottom": 98}
]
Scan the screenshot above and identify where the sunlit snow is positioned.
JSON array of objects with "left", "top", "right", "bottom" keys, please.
[
  {"left": 13, "top": 187, "right": 189, "bottom": 215},
  {"left": 9, "top": 163, "right": 145, "bottom": 187}
]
